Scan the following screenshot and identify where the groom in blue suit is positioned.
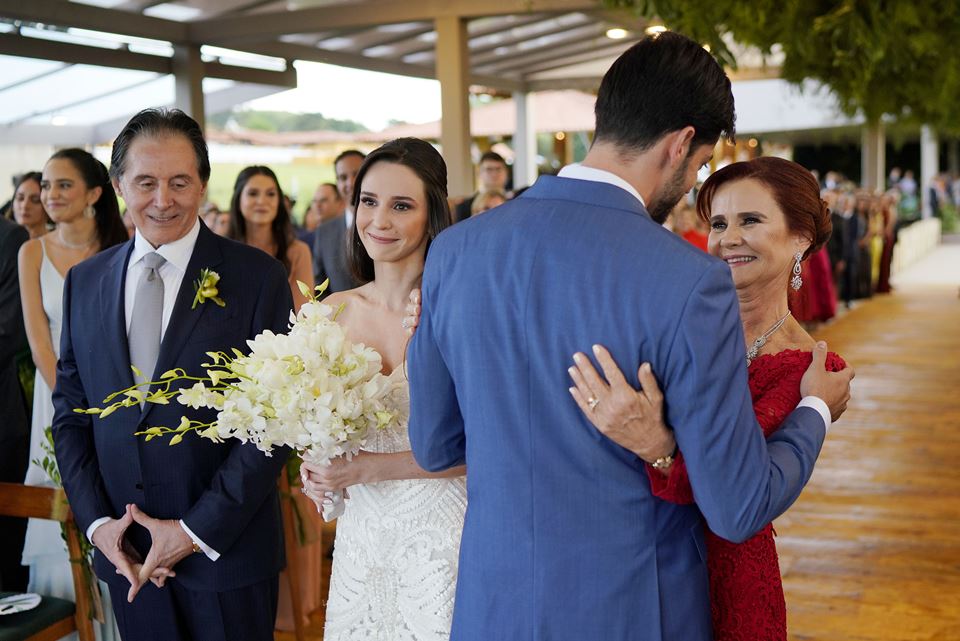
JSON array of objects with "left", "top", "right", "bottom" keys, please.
[
  {"left": 408, "top": 33, "right": 853, "bottom": 641},
  {"left": 52, "top": 109, "right": 292, "bottom": 640}
]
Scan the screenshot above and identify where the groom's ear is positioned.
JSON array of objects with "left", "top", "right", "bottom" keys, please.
[
  {"left": 112, "top": 177, "right": 124, "bottom": 200},
  {"left": 671, "top": 127, "right": 697, "bottom": 165}
]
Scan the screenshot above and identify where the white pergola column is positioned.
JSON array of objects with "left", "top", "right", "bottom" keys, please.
[
  {"left": 920, "top": 125, "right": 939, "bottom": 219},
  {"left": 512, "top": 91, "right": 538, "bottom": 189},
  {"left": 861, "top": 122, "right": 885, "bottom": 192},
  {"left": 173, "top": 44, "right": 205, "bottom": 128},
  {"left": 435, "top": 15, "right": 473, "bottom": 198}
]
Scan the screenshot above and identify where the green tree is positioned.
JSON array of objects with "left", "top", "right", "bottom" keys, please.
[
  {"left": 607, "top": 0, "right": 960, "bottom": 132},
  {"left": 207, "top": 110, "right": 368, "bottom": 133}
]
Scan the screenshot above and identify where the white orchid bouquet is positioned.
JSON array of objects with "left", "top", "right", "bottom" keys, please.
[{"left": 78, "top": 281, "right": 397, "bottom": 519}]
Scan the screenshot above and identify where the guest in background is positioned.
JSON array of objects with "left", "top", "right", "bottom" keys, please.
[
  {"left": 19, "top": 147, "right": 126, "bottom": 641},
  {"left": 121, "top": 210, "right": 136, "bottom": 238},
  {"left": 0, "top": 214, "right": 30, "bottom": 593},
  {"left": 10, "top": 172, "right": 52, "bottom": 239},
  {"left": 228, "top": 165, "right": 313, "bottom": 312},
  {"left": 673, "top": 203, "right": 709, "bottom": 252},
  {"left": 310, "top": 182, "right": 343, "bottom": 226},
  {"left": 875, "top": 192, "right": 897, "bottom": 294},
  {"left": 200, "top": 201, "right": 221, "bottom": 230},
  {"left": 838, "top": 194, "right": 864, "bottom": 307},
  {"left": 470, "top": 189, "right": 507, "bottom": 216},
  {"left": 297, "top": 182, "right": 341, "bottom": 244},
  {"left": 212, "top": 208, "right": 231, "bottom": 236},
  {"left": 454, "top": 151, "right": 510, "bottom": 223},
  {"left": 826, "top": 193, "right": 848, "bottom": 295},
  {"left": 312, "top": 150, "right": 365, "bottom": 294},
  {"left": 855, "top": 195, "right": 874, "bottom": 300}
]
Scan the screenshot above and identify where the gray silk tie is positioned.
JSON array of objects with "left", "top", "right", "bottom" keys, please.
[{"left": 129, "top": 252, "right": 166, "bottom": 385}]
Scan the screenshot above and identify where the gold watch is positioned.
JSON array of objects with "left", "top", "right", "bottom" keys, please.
[{"left": 651, "top": 446, "right": 677, "bottom": 470}]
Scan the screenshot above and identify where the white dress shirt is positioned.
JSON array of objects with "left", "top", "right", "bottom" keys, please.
[
  {"left": 555, "top": 163, "right": 833, "bottom": 432},
  {"left": 558, "top": 163, "right": 647, "bottom": 207},
  {"left": 87, "top": 219, "right": 220, "bottom": 560}
]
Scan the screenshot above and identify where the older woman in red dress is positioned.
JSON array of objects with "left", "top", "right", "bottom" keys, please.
[{"left": 569, "top": 157, "right": 847, "bottom": 641}]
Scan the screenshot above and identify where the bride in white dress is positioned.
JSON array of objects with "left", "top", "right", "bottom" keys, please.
[{"left": 301, "top": 138, "right": 467, "bottom": 641}]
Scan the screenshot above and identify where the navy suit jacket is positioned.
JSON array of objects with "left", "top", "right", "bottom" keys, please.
[
  {"left": 52, "top": 223, "right": 293, "bottom": 591},
  {"left": 408, "top": 175, "right": 827, "bottom": 641}
]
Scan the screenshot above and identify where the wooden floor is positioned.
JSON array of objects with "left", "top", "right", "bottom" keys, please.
[
  {"left": 277, "top": 285, "right": 960, "bottom": 641},
  {"left": 778, "top": 286, "right": 960, "bottom": 641}
]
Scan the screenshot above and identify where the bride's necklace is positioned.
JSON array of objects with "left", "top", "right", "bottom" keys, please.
[
  {"left": 745, "top": 311, "right": 791, "bottom": 366},
  {"left": 57, "top": 227, "right": 96, "bottom": 251}
]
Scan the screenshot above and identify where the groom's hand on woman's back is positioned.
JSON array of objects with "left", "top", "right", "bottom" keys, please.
[{"left": 800, "top": 341, "right": 854, "bottom": 422}]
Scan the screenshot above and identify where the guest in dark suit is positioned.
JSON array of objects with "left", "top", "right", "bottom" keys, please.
[
  {"left": 297, "top": 182, "right": 341, "bottom": 245},
  {"left": 0, "top": 215, "right": 30, "bottom": 592},
  {"left": 52, "top": 108, "right": 292, "bottom": 641},
  {"left": 311, "top": 150, "right": 364, "bottom": 294},
  {"left": 453, "top": 151, "right": 510, "bottom": 223},
  {"left": 827, "top": 197, "right": 848, "bottom": 292}
]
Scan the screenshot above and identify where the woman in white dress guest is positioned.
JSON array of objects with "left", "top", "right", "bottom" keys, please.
[
  {"left": 301, "top": 137, "right": 467, "bottom": 641},
  {"left": 19, "top": 148, "right": 127, "bottom": 641}
]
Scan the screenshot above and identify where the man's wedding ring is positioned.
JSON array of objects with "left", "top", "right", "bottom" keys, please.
[{"left": 587, "top": 397, "right": 600, "bottom": 410}]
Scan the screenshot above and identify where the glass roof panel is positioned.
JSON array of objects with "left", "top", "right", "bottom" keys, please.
[
  {"left": 0, "top": 55, "right": 66, "bottom": 90},
  {"left": 0, "top": 61, "right": 161, "bottom": 125},
  {"left": 22, "top": 75, "right": 173, "bottom": 127}
]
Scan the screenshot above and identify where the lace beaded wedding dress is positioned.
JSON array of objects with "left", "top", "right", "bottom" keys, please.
[{"left": 324, "top": 367, "right": 467, "bottom": 641}]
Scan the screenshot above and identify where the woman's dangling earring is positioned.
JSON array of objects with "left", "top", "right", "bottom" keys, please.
[
  {"left": 790, "top": 251, "right": 803, "bottom": 291},
  {"left": 84, "top": 204, "right": 96, "bottom": 219}
]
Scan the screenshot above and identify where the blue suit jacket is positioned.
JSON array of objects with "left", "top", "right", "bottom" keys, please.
[
  {"left": 52, "top": 223, "right": 293, "bottom": 591},
  {"left": 408, "top": 176, "right": 826, "bottom": 641}
]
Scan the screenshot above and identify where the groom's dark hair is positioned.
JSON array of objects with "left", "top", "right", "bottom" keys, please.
[
  {"left": 594, "top": 31, "right": 736, "bottom": 156},
  {"left": 110, "top": 108, "right": 210, "bottom": 183}
]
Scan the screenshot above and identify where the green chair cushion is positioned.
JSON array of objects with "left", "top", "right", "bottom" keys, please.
[{"left": 0, "top": 592, "right": 76, "bottom": 641}]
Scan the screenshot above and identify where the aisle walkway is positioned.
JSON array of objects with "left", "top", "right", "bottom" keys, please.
[{"left": 779, "top": 245, "right": 960, "bottom": 640}]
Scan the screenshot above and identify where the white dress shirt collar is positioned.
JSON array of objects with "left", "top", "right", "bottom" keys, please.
[
  {"left": 130, "top": 218, "right": 201, "bottom": 273},
  {"left": 557, "top": 163, "right": 646, "bottom": 208}
]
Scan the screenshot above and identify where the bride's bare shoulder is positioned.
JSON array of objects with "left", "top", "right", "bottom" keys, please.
[{"left": 323, "top": 284, "right": 374, "bottom": 320}]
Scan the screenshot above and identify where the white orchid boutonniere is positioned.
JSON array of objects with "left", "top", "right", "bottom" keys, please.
[{"left": 192, "top": 268, "right": 226, "bottom": 310}]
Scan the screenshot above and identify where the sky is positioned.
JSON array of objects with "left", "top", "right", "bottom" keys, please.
[{"left": 245, "top": 60, "right": 443, "bottom": 131}]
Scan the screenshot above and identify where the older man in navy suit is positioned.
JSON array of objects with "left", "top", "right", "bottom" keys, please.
[
  {"left": 52, "top": 109, "right": 292, "bottom": 641},
  {"left": 408, "top": 33, "right": 854, "bottom": 641}
]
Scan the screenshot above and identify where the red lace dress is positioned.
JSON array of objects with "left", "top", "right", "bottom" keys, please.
[{"left": 647, "top": 349, "right": 846, "bottom": 641}]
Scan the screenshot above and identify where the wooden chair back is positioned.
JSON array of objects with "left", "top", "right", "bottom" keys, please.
[
  {"left": 278, "top": 472, "right": 306, "bottom": 641},
  {"left": 0, "top": 482, "right": 95, "bottom": 641}
]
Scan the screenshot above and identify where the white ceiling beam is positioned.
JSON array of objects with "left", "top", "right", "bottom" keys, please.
[
  {"left": 0, "top": 31, "right": 170, "bottom": 73},
  {"left": 189, "top": 0, "right": 601, "bottom": 45},
  {"left": 0, "top": 0, "right": 189, "bottom": 42},
  {"left": 0, "top": 32, "right": 296, "bottom": 86},
  {"left": 240, "top": 40, "right": 525, "bottom": 92}
]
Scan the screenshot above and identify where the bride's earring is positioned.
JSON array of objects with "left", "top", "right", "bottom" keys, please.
[
  {"left": 84, "top": 204, "right": 96, "bottom": 219},
  {"left": 790, "top": 251, "right": 803, "bottom": 291}
]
